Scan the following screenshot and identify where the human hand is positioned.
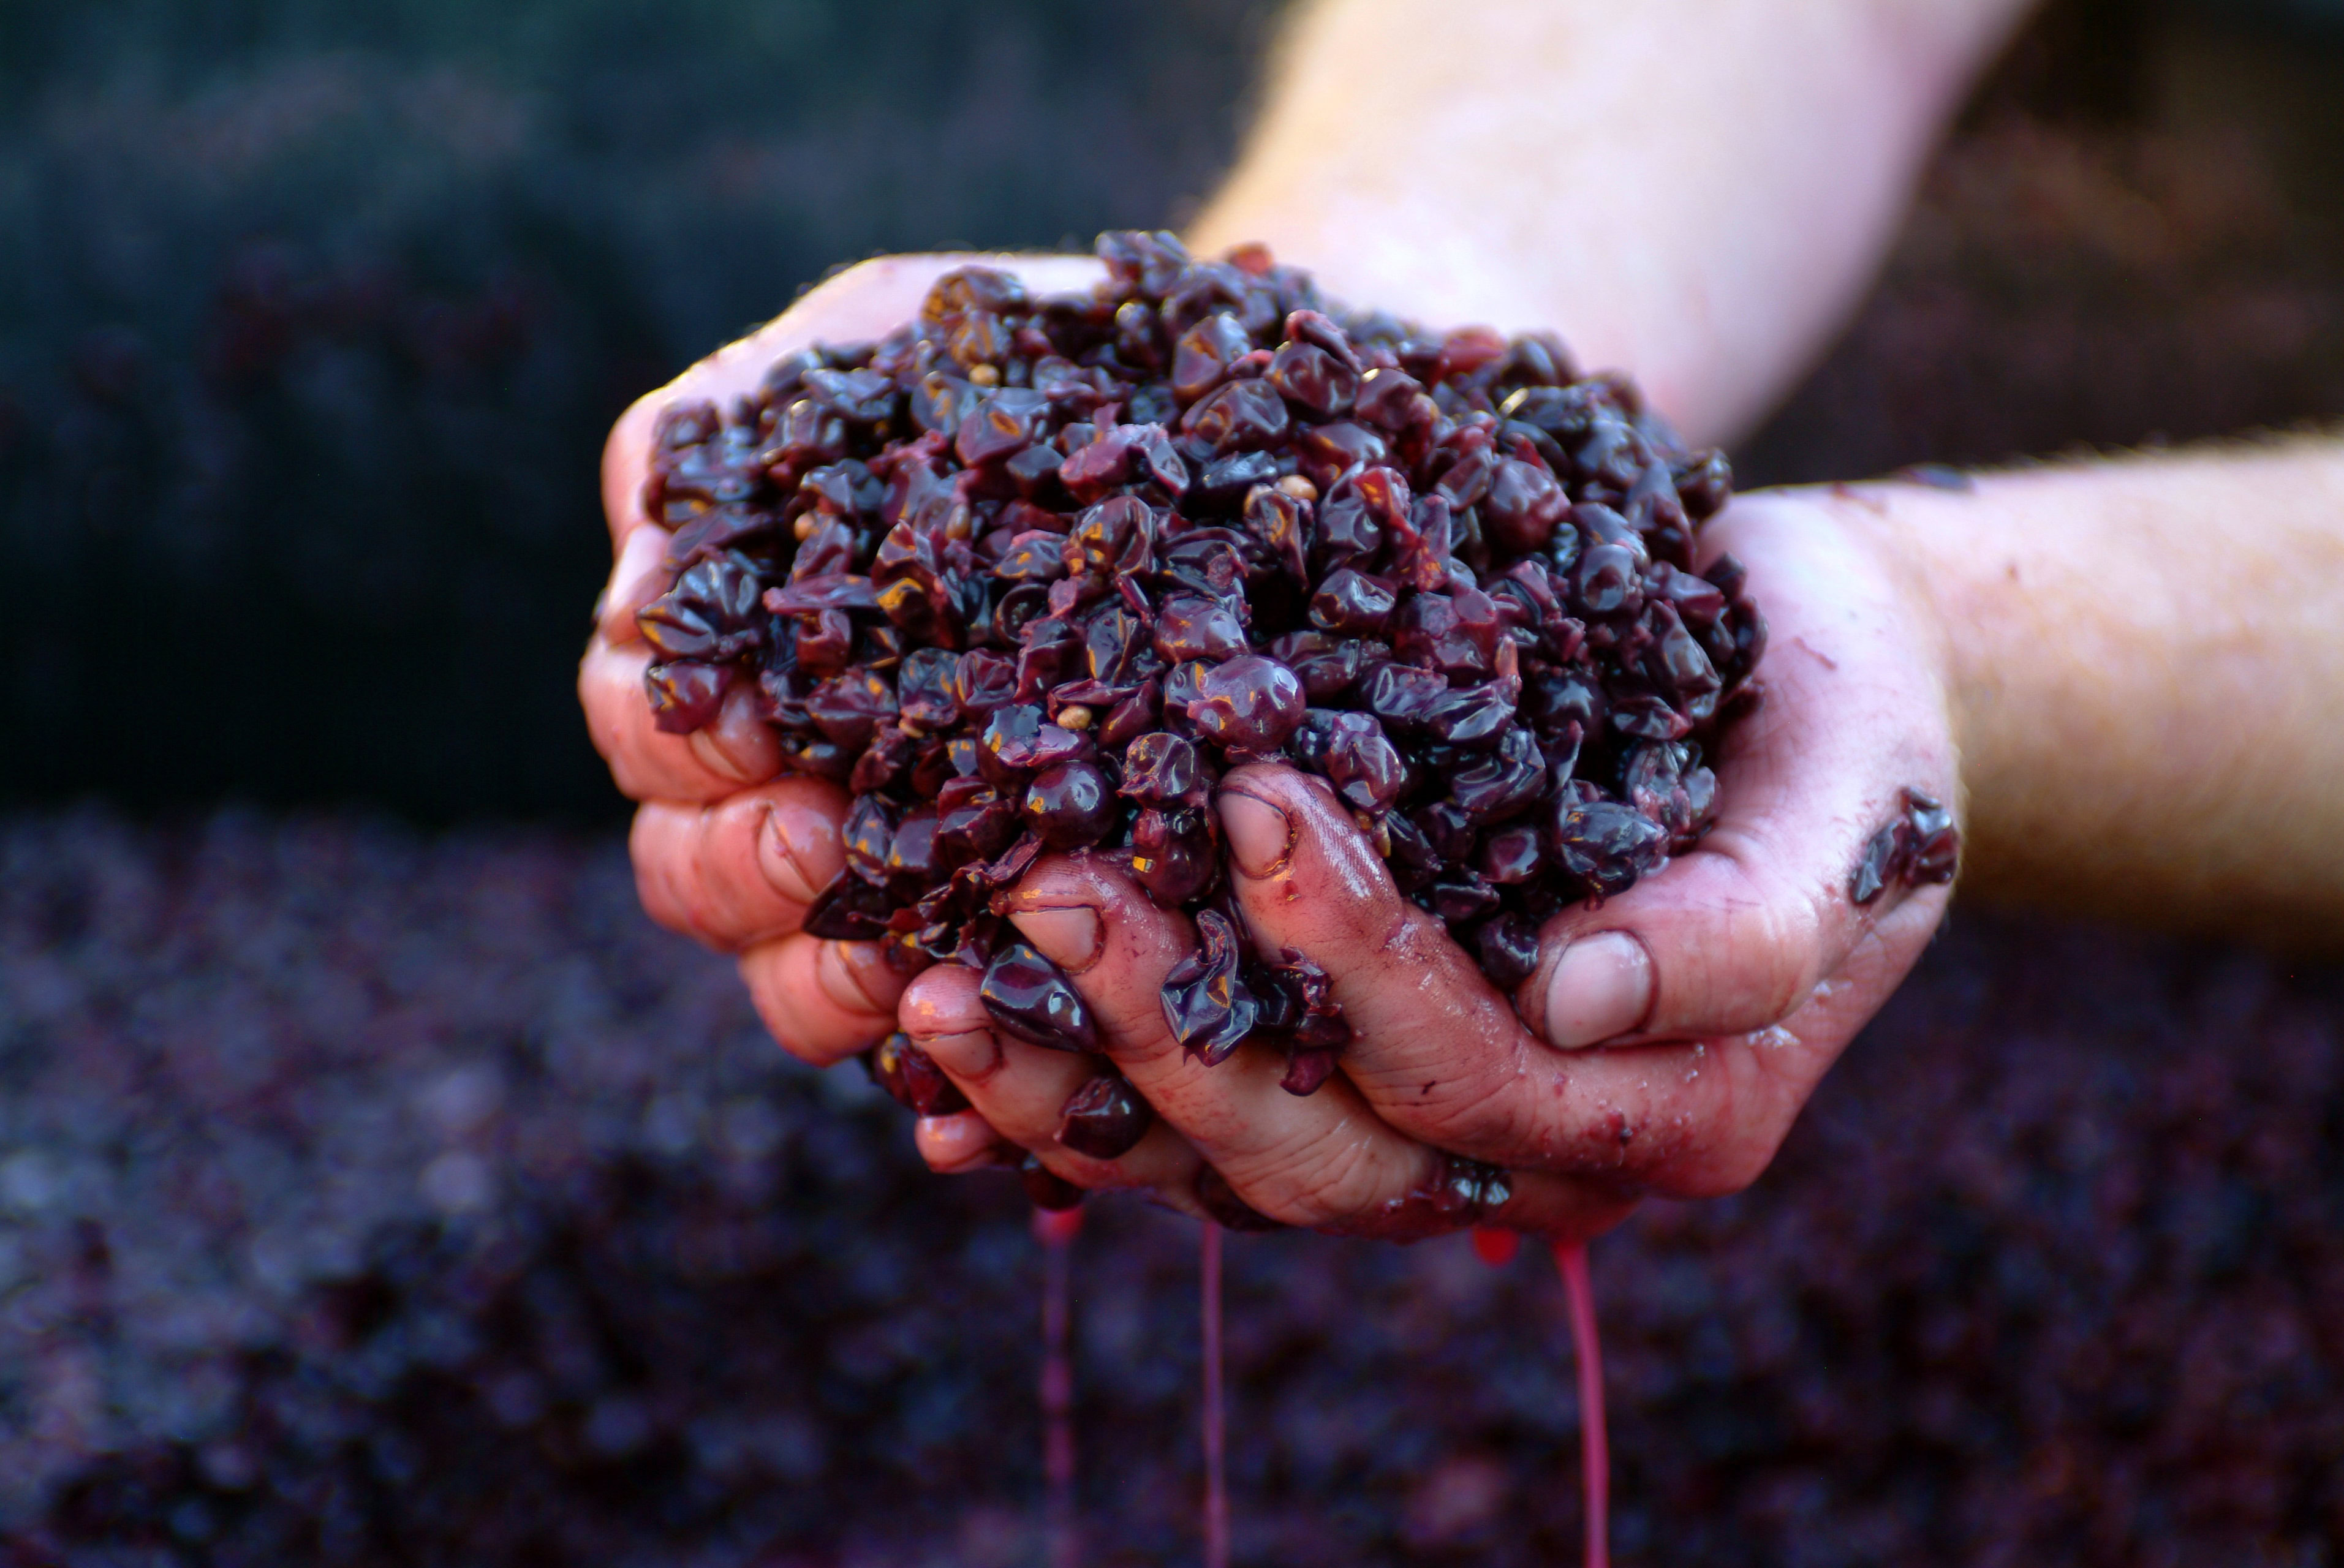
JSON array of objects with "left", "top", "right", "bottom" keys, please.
[
  {"left": 579, "top": 252, "right": 1103, "bottom": 1071},
  {"left": 899, "top": 484, "right": 1962, "bottom": 1235}
]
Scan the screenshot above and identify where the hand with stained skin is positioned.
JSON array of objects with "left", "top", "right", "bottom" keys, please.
[
  {"left": 583, "top": 254, "right": 1108, "bottom": 1072},
  {"left": 582, "top": 255, "right": 1962, "bottom": 1242},
  {"left": 899, "top": 486, "right": 1964, "bottom": 1238}
]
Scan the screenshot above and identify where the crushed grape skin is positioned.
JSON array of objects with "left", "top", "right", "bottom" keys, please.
[
  {"left": 1850, "top": 788, "right": 1963, "bottom": 905},
  {"left": 638, "top": 230, "right": 1764, "bottom": 1098},
  {"left": 2, "top": 815, "right": 2334, "bottom": 1566}
]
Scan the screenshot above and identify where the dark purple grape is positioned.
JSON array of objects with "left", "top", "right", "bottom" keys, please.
[
  {"left": 1154, "top": 595, "right": 1250, "bottom": 662},
  {"left": 1132, "top": 807, "right": 1217, "bottom": 904},
  {"left": 868, "top": 1032, "right": 970, "bottom": 1117},
  {"left": 1179, "top": 379, "right": 1290, "bottom": 454},
  {"left": 1268, "top": 340, "right": 1359, "bottom": 420},
  {"left": 1321, "top": 712, "right": 1408, "bottom": 813},
  {"left": 1119, "top": 731, "right": 1206, "bottom": 805},
  {"left": 1293, "top": 420, "right": 1389, "bottom": 488},
  {"left": 1316, "top": 467, "right": 1407, "bottom": 570},
  {"left": 1160, "top": 909, "right": 1258, "bottom": 1066},
  {"left": 1905, "top": 793, "right": 1961, "bottom": 883},
  {"left": 1853, "top": 789, "right": 1962, "bottom": 903},
  {"left": 1171, "top": 312, "right": 1253, "bottom": 404},
  {"left": 1476, "top": 913, "right": 1544, "bottom": 990},
  {"left": 1363, "top": 661, "right": 1447, "bottom": 731},
  {"left": 1187, "top": 655, "right": 1306, "bottom": 752},
  {"left": 1309, "top": 568, "right": 1396, "bottom": 636},
  {"left": 802, "top": 869, "right": 894, "bottom": 940},
  {"left": 1024, "top": 760, "right": 1117, "bottom": 848},
  {"left": 1021, "top": 1155, "right": 1086, "bottom": 1211},
  {"left": 842, "top": 794, "right": 898, "bottom": 885},
  {"left": 1450, "top": 729, "right": 1546, "bottom": 822},
  {"left": 645, "top": 661, "right": 732, "bottom": 733},
  {"left": 882, "top": 806, "right": 945, "bottom": 902},
  {"left": 1056, "top": 1074, "right": 1153, "bottom": 1159},
  {"left": 1476, "top": 823, "right": 1544, "bottom": 884},
  {"left": 1851, "top": 823, "right": 1899, "bottom": 907},
  {"left": 981, "top": 941, "right": 1098, "bottom": 1053},
  {"left": 1482, "top": 458, "right": 1567, "bottom": 551},
  {"left": 1551, "top": 799, "right": 1671, "bottom": 899},
  {"left": 1353, "top": 367, "right": 1428, "bottom": 432}
]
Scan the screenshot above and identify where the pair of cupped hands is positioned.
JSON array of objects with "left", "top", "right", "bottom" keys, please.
[{"left": 581, "top": 254, "right": 1962, "bottom": 1242}]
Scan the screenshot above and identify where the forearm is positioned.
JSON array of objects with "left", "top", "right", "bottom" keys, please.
[
  {"left": 1832, "top": 439, "right": 2344, "bottom": 943},
  {"left": 1187, "top": 0, "right": 2032, "bottom": 446}
]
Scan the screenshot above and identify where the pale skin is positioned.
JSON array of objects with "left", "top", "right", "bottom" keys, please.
[{"left": 581, "top": 0, "right": 2344, "bottom": 1238}]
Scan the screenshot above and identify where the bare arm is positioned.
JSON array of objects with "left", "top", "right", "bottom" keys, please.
[
  {"left": 1854, "top": 440, "right": 2344, "bottom": 944},
  {"left": 1189, "top": 0, "right": 2033, "bottom": 445}
]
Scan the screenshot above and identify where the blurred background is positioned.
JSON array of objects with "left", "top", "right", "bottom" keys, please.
[{"left": 4, "top": 0, "right": 2344, "bottom": 1562}]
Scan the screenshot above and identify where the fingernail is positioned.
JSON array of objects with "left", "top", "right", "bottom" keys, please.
[
  {"left": 1012, "top": 903, "right": 1103, "bottom": 973},
  {"left": 1544, "top": 931, "right": 1652, "bottom": 1049},
  {"left": 759, "top": 801, "right": 833, "bottom": 905},
  {"left": 912, "top": 1027, "right": 1002, "bottom": 1080},
  {"left": 1219, "top": 791, "right": 1293, "bottom": 880},
  {"left": 819, "top": 940, "right": 902, "bottom": 1016}
]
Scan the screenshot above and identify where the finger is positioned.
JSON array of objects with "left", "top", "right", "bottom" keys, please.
[
  {"left": 736, "top": 932, "right": 902, "bottom": 1068},
  {"left": 594, "top": 522, "right": 673, "bottom": 647},
  {"left": 1489, "top": 874, "right": 1945, "bottom": 1203},
  {"left": 1483, "top": 1172, "right": 1641, "bottom": 1245},
  {"left": 579, "top": 636, "right": 782, "bottom": 803},
  {"left": 997, "top": 855, "right": 1443, "bottom": 1232},
  {"left": 901, "top": 963, "right": 1203, "bottom": 1197},
  {"left": 1517, "top": 495, "right": 1960, "bottom": 1049},
  {"left": 915, "top": 1110, "right": 1015, "bottom": 1174},
  {"left": 1208, "top": 762, "right": 1941, "bottom": 1201},
  {"left": 1497, "top": 886, "right": 1941, "bottom": 1200},
  {"left": 626, "top": 777, "right": 850, "bottom": 951},
  {"left": 601, "top": 251, "right": 1108, "bottom": 552},
  {"left": 1216, "top": 763, "right": 1592, "bottom": 1178}
]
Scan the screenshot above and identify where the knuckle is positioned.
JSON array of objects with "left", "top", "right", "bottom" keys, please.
[{"left": 1240, "top": 1130, "right": 1383, "bottom": 1227}]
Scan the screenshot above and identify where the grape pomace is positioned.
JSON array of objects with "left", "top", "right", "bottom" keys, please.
[{"left": 635, "top": 230, "right": 1763, "bottom": 1136}]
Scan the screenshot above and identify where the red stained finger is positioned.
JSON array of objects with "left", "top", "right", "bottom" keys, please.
[
  {"left": 1519, "top": 494, "right": 1960, "bottom": 1051},
  {"left": 626, "top": 777, "right": 850, "bottom": 951},
  {"left": 900, "top": 962, "right": 1202, "bottom": 1197},
  {"left": 997, "top": 855, "right": 1441, "bottom": 1232},
  {"left": 595, "top": 522, "right": 674, "bottom": 647},
  {"left": 736, "top": 932, "right": 902, "bottom": 1068},
  {"left": 1208, "top": 758, "right": 1950, "bottom": 1202},
  {"left": 1213, "top": 762, "right": 1540, "bottom": 1150},
  {"left": 914, "top": 1110, "right": 1015, "bottom": 1174},
  {"left": 580, "top": 638, "right": 782, "bottom": 803}
]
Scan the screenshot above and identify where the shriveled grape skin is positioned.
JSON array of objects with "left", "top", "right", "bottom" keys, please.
[{"left": 637, "top": 230, "right": 1763, "bottom": 1096}]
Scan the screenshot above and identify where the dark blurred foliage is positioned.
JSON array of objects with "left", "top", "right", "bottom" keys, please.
[
  {"left": 0, "top": 0, "right": 1274, "bottom": 821},
  {"left": 4, "top": 814, "right": 2342, "bottom": 1564}
]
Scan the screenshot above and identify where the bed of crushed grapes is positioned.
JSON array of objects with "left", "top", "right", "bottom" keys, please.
[{"left": 2, "top": 810, "right": 2339, "bottom": 1566}]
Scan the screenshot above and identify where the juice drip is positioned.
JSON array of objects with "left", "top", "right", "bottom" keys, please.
[
  {"left": 1034, "top": 1207, "right": 1083, "bottom": 1568},
  {"left": 1553, "top": 1240, "right": 1609, "bottom": 1568},
  {"left": 1201, "top": 1221, "right": 1228, "bottom": 1568}
]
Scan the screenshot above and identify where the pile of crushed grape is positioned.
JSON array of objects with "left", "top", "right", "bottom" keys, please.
[{"left": 637, "top": 230, "right": 1763, "bottom": 1134}]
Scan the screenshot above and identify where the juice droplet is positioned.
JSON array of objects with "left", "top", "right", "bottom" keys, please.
[{"left": 1471, "top": 1225, "right": 1521, "bottom": 1266}]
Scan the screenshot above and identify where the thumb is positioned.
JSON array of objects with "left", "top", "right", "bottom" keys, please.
[{"left": 1521, "top": 494, "right": 1960, "bottom": 1048}]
